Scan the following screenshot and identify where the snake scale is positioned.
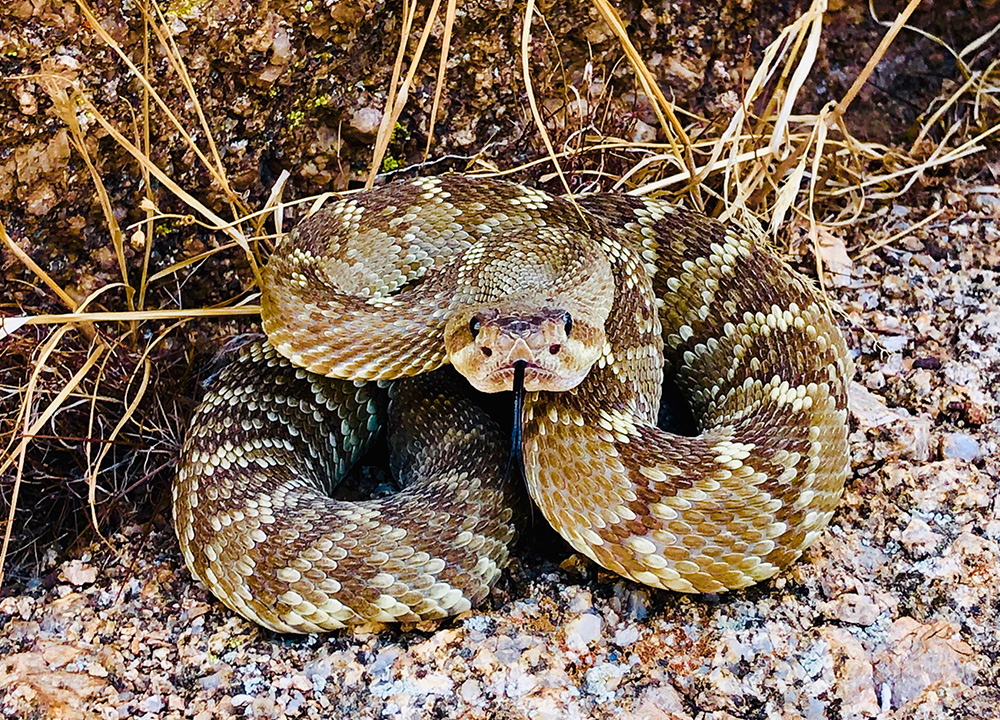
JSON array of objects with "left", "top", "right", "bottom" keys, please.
[{"left": 174, "top": 176, "right": 852, "bottom": 633}]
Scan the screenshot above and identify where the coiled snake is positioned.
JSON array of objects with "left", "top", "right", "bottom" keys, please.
[{"left": 174, "top": 176, "right": 852, "bottom": 633}]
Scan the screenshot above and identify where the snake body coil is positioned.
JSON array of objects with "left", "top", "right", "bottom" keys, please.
[{"left": 174, "top": 177, "right": 851, "bottom": 632}]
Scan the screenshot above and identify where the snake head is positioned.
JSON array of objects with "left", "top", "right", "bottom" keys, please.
[{"left": 444, "top": 303, "right": 606, "bottom": 393}]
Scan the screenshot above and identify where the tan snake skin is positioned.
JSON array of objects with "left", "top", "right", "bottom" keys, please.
[{"left": 174, "top": 176, "right": 852, "bottom": 632}]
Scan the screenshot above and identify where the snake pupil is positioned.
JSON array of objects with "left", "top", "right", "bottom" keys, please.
[
  {"left": 563, "top": 311, "right": 572, "bottom": 336},
  {"left": 469, "top": 316, "right": 482, "bottom": 338}
]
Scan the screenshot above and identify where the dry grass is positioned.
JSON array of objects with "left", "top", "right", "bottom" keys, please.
[{"left": 1, "top": 0, "right": 998, "bottom": 588}]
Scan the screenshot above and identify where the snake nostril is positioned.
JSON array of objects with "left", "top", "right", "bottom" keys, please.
[
  {"left": 549, "top": 344, "right": 561, "bottom": 354},
  {"left": 482, "top": 347, "right": 493, "bottom": 357}
]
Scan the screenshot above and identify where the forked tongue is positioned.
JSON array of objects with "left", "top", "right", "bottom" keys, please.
[{"left": 504, "top": 360, "right": 527, "bottom": 482}]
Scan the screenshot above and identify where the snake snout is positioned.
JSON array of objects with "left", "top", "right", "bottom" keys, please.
[{"left": 445, "top": 305, "right": 599, "bottom": 394}]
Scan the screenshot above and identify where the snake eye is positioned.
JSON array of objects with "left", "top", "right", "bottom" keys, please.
[
  {"left": 469, "top": 316, "right": 482, "bottom": 338},
  {"left": 562, "top": 312, "right": 573, "bottom": 337}
]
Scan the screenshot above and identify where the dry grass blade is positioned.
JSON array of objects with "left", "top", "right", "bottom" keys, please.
[
  {"left": 424, "top": 0, "right": 458, "bottom": 159},
  {"left": 137, "top": 6, "right": 156, "bottom": 313},
  {"left": 613, "top": 0, "right": 832, "bottom": 227},
  {"left": 73, "top": 0, "right": 243, "bottom": 214},
  {"left": 1, "top": 219, "right": 79, "bottom": 313},
  {"left": 40, "top": 79, "right": 135, "bottom": 315},
  {"left": 143, "top": 0, "right": 239, "bottom": 211},
  {"left": 768, "top": 7, "right": 824, "bottom": 158},
  {"left": 590, "top": 0, "right": 691, "bottom": 178},
  {"left": 367, "top": 0, "right": 444, "bottom": 187},
  {"left": 0, "top": 327, "right": 104, "bottom": 587},
  {"left": 912, "top": 71, "right": 984, "bottom": 150},
  {"left": 145, "top": 243, "right": 245, "bottom": 285},
  {"left": 624, "top": 147, "right": 775, "bottom": 196},
  {"left": 912, "top": 58, "right": 1000, "bottom": 150},
  {"left": 826, "top": 121, "right": 1000, "bottom": 200},
  {"left": 86, "top": 357, "right": 150, "bottom": 546},
  {"left": 833, "top": 0, "right": 924, "bottom": 121},
  {"left": 856, "top": 206, "right": 949, "bottom": 259},
  {"left": 0, "top": 327, "right": 69, "bottom": 474},
  {"left": 521, "top": 0, "right": 573, "bottom": 198},
  {"left": 263, "top": 170, "right": 292, "bottom": 254},
  {"left": 2, "top": 1, "right": 298, "bottom": 591},
  {"left": 373, "top": 0, "right": 418, "bottom": 185},
  {"left": 67, "top": 90, "right": 261, "bottom": 283},
  {"left": 806, "top": 112, "right": 832, "bottom": 288},
  {"left": 20, "top": 307, "right": 262, "bottom": 327}
]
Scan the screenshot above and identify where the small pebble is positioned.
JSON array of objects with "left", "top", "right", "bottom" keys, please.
[
  {"left": 899, "top": 517, "right": 945, "bottom": 557},
  {"left": 460, "top": 679, "right": 482, "bottom": 703},
  {"left": 141, "top": 696, "right": 164, "bottom": 713},
  {"left": 941, "top": 432, "right": 980, "bottom": 461},
  {"left": 350, "top": 107, "right": 382, "bottom": 136},
  {"left": 631, "top": 119, "right": 657, "bottom": 144},
  {"left": 565, "top": 613, "right": 603, "bottom": 651},
  {"left": 969, "top": 194, "right": 1000, "bottom": 214},
  {"left": 614, "top": 625, "right": 640, "bottom": 647},
  {"left": 820, "top": 593, "right": 881, "bottom": 626},
  {"left": 585, "top": 663, "right": 626, "bottom": 700}
]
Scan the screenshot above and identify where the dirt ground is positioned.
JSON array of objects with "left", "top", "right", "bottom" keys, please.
[{"left": 1, "top": 0, "right": 999, "bottom": 718}]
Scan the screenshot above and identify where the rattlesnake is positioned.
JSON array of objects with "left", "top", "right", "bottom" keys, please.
[{"left": 174, "top": 176, "right": 852, "bottom": 633}]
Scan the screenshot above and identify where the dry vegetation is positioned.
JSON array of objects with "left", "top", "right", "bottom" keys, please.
[{"left": 1, "top": 0, "right": 998, "bottom": 591}]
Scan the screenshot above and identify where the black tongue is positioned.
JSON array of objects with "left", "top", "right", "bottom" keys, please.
[{"left": 504, "top": 361, "right": 527, "bottom": 483}]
